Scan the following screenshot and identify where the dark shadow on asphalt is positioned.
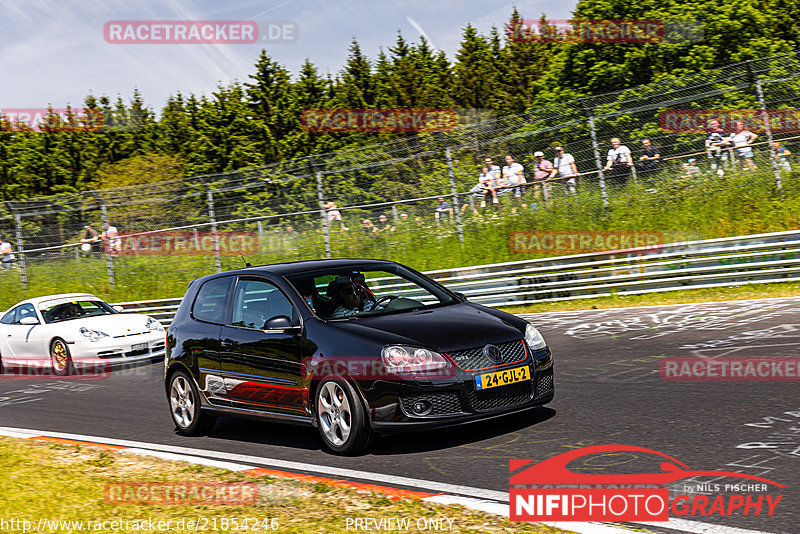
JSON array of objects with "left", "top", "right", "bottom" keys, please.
[
  {"left": 202, "top": 417, "right": 322, "bottom": 452},
  {"left": 370, "top": 407, "right": 557, "bottom": 455},
  {"left": 196, "top": 407, "right": 556, "bottom": 456}
]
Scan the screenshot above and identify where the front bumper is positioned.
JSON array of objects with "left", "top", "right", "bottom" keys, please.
[{"left": 362, "top": 348, "right": 554, "bottom": 433}]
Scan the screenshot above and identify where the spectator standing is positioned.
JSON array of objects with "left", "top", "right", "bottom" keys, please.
[
  {"left": 502, "top": 155, "right": 527, "bottom": 213},
  {"left": 551, "top": 146, "right": 579, "bottom": 196},
  {"left": 0, "top": 237, "right": 14, "bottom": 270},
  {"left": 729, "top": 121, "right": 758, "bottom": 171},
  {"left": 705, "top": 119, "right": 731, "bottom": 176},
  {"left": 102, "top": 222, "right": 122, "bottom": 255},
  {"left": 773, "top": 142, "right": 792, "bottom": 173},
  {"left": 80, "top": 224, "right": 102, "bottom": 255},
  {"left": 434, "top": 197, "right": 453, "bottom": 223},
  {"left": 324, "top": 202, "right": 348, "bottom": 231},
  {"left": 636, "top": 139, "right": 661, "bottom": 175},
  {"left": 532, "top": 151, "right": 553, "bottom": 205},
  {"left": 602, "top": 138, "right": 633, "bottom": 186},
  {"left": 483, "top": 156, "right": 503, "bottom": 208}
]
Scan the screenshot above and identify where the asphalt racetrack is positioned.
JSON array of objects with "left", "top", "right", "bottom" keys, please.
[{"left": 2, "top": 297, "right": 799, "bottom": 533}]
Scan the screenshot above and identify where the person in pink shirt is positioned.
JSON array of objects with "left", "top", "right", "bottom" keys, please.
[{"left": 532, "top": 151, "right": 554, "bottom": 206}]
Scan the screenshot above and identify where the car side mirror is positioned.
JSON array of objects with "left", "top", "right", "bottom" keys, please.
[
  {"left": 263, "top": 315, "right": 299, "bottom": 331},
  {"left": 19, "top": 316, "right": 39, "bottom": 325},
  {"left": 113, "top": 305, "right": 125, "bottom": 313},
  {"left": 454, "top": 292, "right": 467, "bottom": 301}
]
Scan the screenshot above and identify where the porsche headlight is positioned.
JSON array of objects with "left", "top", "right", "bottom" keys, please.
[
  {"left": 525, "top": 323, "right": 547, "bottom": 351},
  {"left": 80, "top": 327, "right": 109, "bottom": 342},
  {"left": 381, "top": 345, "right": 448, "bottom": 373},
  {"left": 146, "top": 317, "right": 164, "bottom": 332}
]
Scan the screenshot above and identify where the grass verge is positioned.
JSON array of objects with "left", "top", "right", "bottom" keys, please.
[
  {"left": 0, "top": 437, "right": 568, "bottom": 533},
  {"left": 500, "top": 281, "right": 800, "bottom": 314}
]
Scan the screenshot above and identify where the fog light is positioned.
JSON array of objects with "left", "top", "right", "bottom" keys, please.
[{"left": 411, "top": 399, "right": 433, "bottom": 416}]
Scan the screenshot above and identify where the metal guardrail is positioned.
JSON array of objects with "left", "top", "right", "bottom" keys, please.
[{"left": 113, "top": 229, "right": 800, "bottom": 324}]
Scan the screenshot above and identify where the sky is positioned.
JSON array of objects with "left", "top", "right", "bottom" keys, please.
[{"left": 0, "top": 0, "right": 578, "bottom": 114}]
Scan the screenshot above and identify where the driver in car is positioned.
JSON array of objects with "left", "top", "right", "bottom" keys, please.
[
  {"left": 62, "top": 302, "right": 81, "bottom": 320},
  {"left": 327, "top": 275, "right": 383, "bottom": 318}
]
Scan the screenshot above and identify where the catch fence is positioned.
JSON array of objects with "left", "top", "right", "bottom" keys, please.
[{"left": 2, "top": 51, "right": 800, "bottom": 304}]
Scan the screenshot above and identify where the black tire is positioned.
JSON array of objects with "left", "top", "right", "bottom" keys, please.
[
  {"left": 50, "top": 338, "right": 73, "bottom": 376},
  {"left": 315, "top": 376, "right": 372, "bottom": 455},
  {"left": 168, "top": 370, "right": 215, "bottom": 435}
]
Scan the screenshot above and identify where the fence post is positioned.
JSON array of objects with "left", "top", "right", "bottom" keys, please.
[
  {"left": 309, "top": 159, "right": 332, "bottom": 258},
  {"left": 755, "top": 79, "right": 783, "bottom": 198},
  {"left": 198, "top": 178, "right": 222, "bottom": 272},
  {"left": 437, "top": 133, "right": 464, "bottom": 243},
  {"left": 582, "top": 102, "right": 609, "bottom": 214},
  {"left": 88, "top": 191, "right": 115, "bottom": 289},
  {"left": 5, "top": 202, "right": 27, "bottom": 290}
]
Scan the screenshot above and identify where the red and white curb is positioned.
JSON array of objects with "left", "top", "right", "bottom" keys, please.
[{"left": 0, "top": 427, "right": 770, "bottom": 534}]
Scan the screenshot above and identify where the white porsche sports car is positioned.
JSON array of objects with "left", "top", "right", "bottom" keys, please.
[{"left": 0, "top": 293, "right": 165, "bottom": 376}]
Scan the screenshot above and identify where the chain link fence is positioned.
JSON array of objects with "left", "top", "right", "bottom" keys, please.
[{"left": 2, "top": 52, "right": 800, "bottom": 305}]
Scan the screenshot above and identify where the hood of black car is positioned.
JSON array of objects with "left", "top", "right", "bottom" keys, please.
[{"left": 329, "top": 303, "right": 524, "bottom": 352}]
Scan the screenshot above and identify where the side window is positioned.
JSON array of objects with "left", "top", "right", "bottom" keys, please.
[
  {"left": 231, "top": 279, "right": 295, "bottom": 329},
  {"left": 192, "top": 277, "right": 232, "bottom": 324},
  {"left": 1, "top": 307, "right": 17, "bottom": 325},
  {"left": 17, "top": 304, "right": 37, "bottom": 323}
]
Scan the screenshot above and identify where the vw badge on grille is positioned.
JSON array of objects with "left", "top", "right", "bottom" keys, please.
[{"left": 483, "top": 344, "right": 501, "bottom": 362}]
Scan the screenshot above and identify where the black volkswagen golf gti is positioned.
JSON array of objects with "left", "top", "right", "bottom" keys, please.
[{"left": 165, "top": 259, "right": 554, "bottom": 454}]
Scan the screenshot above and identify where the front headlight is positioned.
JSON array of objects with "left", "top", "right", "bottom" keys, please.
[
  {"left": 381, "top": 345, "right": 448, "bottom": 373},
  {"left": 146, "top": 317, "right": 164, "bottom": 332},
  {"left": 525, "top": 323, "right": 547, "bottom": 351},
  {"left": 80, "top": 327, "right": 109, "bottom": 342}
]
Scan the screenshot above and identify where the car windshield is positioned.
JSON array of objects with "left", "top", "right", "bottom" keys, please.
[
  {"left": 39, "top": 299, "right": 117, "bottom": 324},
  {"left": 285, "top": 264, "right": 456, "bottom": 320}
]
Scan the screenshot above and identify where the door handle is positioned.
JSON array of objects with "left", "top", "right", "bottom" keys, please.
[{"left": 220, "top": 340, "right": 234, "bottom": 348}]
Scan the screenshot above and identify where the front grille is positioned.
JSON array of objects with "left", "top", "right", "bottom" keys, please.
[
  {"left": 536, "top": 369, "right": 554, "bottom": 397},
  {"left": 400, "top": 391, "right": 464, "bottom": 416},
  {"left": 447, "top": 340, "right": 527, "bottom": 371},
  {"left": 125, "top": 348, "right": 149, "bottom": 357},
  {"left": 152, "top": 342, "right": 165, "bottom": 351},
  {"left": 467, "top": 381, "right": 532, "bottom": 412},
  {"left": 113, "top": 331, "right": 148, "bottom": 338}
]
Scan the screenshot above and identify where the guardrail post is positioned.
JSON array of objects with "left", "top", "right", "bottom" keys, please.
[
  {"left": 755, "top": 79, "right": 783, "bottom": 198},
  {"left": 88, "top": 191, "right": 115, "bottom": 288},
  {"left": 198, "top": 178, "right": 222, "bottom": 272},
  {"left": 582, "top": 101, "right": 609, "bottom": 215},
  {"left": 437, "top": 133, "right": 464, "bottom": 243},
  {"left": 310, "top": 159, "right": 332, "bottom": 258},
  {"left": 5, "top": 202, "right": 27, "bottom": 290}
]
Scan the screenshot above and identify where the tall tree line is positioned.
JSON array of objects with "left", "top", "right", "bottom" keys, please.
[{"left": 1, "top": 2, "right": 798, "bottom": 198}]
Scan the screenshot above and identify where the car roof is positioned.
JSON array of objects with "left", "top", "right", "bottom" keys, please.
[
  {"left": 8, "top": 293, "right": 101, "bottom": 310},
  {"left": 198, "top": 258, "right": 399, "bottom": 280}
]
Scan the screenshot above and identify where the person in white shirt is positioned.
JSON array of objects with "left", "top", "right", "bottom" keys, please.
[
  {"left": 102, "top": 223, "right": 122, "bottom": 254},
  {"left": 729, "top": 121, "right": 758, "bottom": 171},
  {"left": 550, "top": 146, "right": 579, "bottom": 196},
  {"left": 502, "top": 155, "right": 527, "bottom": 213},
  {"left": 602, "top": 138, "right": 633, "bottom": 186},
  {"left": 0, "top": 237, "right": 15, "bottom": 270}
]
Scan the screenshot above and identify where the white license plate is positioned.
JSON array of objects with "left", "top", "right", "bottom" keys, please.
[{"left": 131, "top": 342, "right": 148, "bottom": 351}]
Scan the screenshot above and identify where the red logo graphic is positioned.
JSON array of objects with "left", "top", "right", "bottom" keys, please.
[{"left": 510, "top": 445, "right": 784, "bottom": 522}]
